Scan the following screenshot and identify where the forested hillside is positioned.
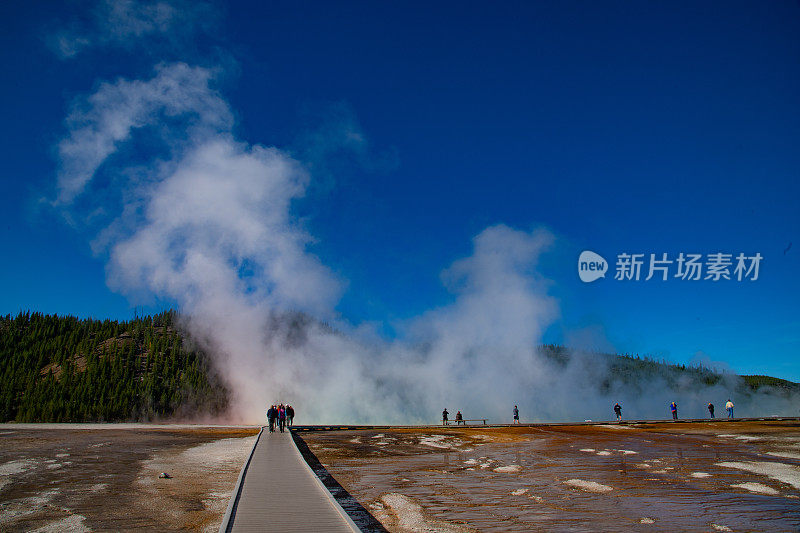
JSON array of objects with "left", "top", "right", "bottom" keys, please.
[
  {"left": 0, "top": 311, "right": 227, "bottom": 422},
  {"left": 539, "top": 344, "right": 800, "bottom": 398},
  {"left": 1, "top": 313, "right": 796, "bottom": 423}
]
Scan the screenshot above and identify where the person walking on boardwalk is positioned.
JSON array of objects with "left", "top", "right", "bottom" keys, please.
[
  {"left": 513, "top": 405, "right": 520, "bottom": 424},
  {"left": 286, "top": 405, "right": 295, "bottom": 427},
  {"left": 278, "top": 404, "right": 287, "bottom": 432},
  {"left": 670, "top": 401, "right": 678, "bottom": 420},
  {"left": 708, "top": 402, "right": 715, "bottom": 418},
  {"left": 442, "top": 408, "right": 449, "bottom": 425},
  {"left": 726, "top": 399, "right": 734, "bottom": 419},
  {"left": 267, "top": 405, "right": 277, "bottom": 432},
  {"left": 614, "top": 402, "right": 622, "bottom": 422}
]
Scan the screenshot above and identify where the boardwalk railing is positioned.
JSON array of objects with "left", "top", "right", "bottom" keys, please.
[
  {"left": 219, "top": 426, "right": 263, "bottom": 533},
  {"left": 287, "top": 431, "right": 361, "bottom": 532}
]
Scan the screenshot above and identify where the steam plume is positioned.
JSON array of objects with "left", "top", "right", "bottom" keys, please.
[{"left": 55, "top": 64, "right": 798, "bottom": 424}]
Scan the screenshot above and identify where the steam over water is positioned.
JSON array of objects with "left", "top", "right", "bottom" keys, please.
[{"left": 55, "top": 64, "right": 798, "bottom": 424}]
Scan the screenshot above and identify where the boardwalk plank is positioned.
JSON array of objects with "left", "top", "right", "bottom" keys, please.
[{"left": 226, "top": 429, "right": 358, "bottom": 533}]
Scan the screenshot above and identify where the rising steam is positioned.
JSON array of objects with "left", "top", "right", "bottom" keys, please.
[{"left": 55, "top": 63, "right": 798, "bottom": 424}]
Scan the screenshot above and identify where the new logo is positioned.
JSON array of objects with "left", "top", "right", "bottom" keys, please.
[{"left": 578, "top": 250, "right": 607, "bottom": 283}]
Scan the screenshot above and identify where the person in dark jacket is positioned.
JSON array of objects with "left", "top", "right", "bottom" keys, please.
[
  {"left": 267, "top": 405, "right": 276, "bottom": 432},
  {"left": 442, "top": 408, "right": 449, "bottom": 425},
  {"left": 614, "top": 403, "right": 622, "bottom": 422},
  {"left": 286, "top": 405, "right": 295, "bottom": 427},
  {"left": 708, "top": 402, "right": 715, "bottom": 418},
  {"left": 278, "top": 404, "right": 287, "bottom": 432}
]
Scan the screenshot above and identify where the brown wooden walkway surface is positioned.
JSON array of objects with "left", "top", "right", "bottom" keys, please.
[{"left": 220, "top": 427, "right": 359, "bottom": 533}]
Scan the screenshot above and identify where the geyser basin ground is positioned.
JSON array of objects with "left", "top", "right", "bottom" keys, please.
[
  {"left": 300, "top": 421, "right": 800, "bottom": 532},
  {"left": 0, "top": 424, "right": 259, "bottom": 531},
  {"left": 2, "top": 421, "right": 799, "bottom": 532}
]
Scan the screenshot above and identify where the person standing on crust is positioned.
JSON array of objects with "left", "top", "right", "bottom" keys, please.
[
  {"left": 442, "top": 408, "right": 449, "bottom": 425},
  {"left": 708, "top": 402, "right": 715, "bottom": 418},
  {"left": 614, "top": 402, "right": 622, "bottom": 422},
  {"left": 726, "top": 399, "right": 734, "bottom": 419},
  {"left": 513, "top": 405, "right": 520, "bottom": 424},
  {"left": 670, "top": 401, "right": 678, "bottom": 421}
]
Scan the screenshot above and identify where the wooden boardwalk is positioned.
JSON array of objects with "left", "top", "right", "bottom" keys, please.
[{"left": 220, "top": 427, "right": 359, "bottom": 533}]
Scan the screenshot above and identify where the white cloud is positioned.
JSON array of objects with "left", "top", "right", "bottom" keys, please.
[
  {"left": 56, "top": 63, "right": 231, "bottom": 204},
  {"left": 57, "top": 61, "right": 343, "bottom": 316},
  {"left": 51, "top": 0, "right": 216, "bottom": 59}
]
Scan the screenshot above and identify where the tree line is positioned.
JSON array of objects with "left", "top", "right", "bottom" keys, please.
[
  {"left": 1, "top": 313, "right": 795, "bottom": 423},
  {"left": 539, "top": 343, "right": 799, "bottom": 396},
  {"left": 0, "top": 310, "right": 228, "bottom": 422}
]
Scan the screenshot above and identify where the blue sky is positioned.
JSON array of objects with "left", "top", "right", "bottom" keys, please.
[{"left": 1, "top": 1, "right": 798, "bottom": 380}]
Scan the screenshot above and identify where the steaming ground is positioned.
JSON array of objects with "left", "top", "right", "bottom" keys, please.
[
  {"left": 301, "top": 420, "right": 800, "bottom": 532},
  {"left": 0, "top": 425, "right": 257, "bottom": 531}
]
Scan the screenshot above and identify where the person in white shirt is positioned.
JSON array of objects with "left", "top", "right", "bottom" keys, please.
[{"left": 725, "top": 399, "right": 734, "bottom": 419}]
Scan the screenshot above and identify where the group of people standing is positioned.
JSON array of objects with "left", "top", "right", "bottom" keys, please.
[
  {"left": 441, "top": 399, "right": 739, "bottom": 426},
  {"left": 670, "top": 399, "right": 735, "bottom": 420},
  {"left": 706, "top": 399, "right": 735, "bottom": 419},
  {"left": 442, "top": 406, "right": 522, "bottom": 425},
  {"left": 266, "top": 404, "right": 295, "bottom": 432},
  {"left": 612, "top": 399, "right": 735, "bottom": 421}
]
